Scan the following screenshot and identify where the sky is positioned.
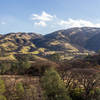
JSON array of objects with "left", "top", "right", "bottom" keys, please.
[{"left": 0, "top": 0, "right": 100, "bottom": 34}]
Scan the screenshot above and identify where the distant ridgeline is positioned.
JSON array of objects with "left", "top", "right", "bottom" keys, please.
[{"left": 0, "top": 27, "right": 100, "bottom": 61}]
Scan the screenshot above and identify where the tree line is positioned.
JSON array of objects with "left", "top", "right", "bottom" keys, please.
[{"left": 0, "top": 54, "right": 100, "bottom": 100}]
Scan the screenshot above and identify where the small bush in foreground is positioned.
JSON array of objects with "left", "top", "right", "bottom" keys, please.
[{"left": 41, "top": 68, "right": 71, "bottom": 100}]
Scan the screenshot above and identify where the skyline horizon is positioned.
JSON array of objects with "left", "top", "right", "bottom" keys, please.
[
  {"left": 1, "top": 26, "right": 100, "bottom": 35},
  {"left": 1, "top": 0, "right": 100, "bottom": 34}
]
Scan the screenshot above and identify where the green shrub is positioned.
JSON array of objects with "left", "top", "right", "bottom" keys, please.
[
  {"left": 0, "top": 78, "right": 6, "bottom": 95},
  {"left": 16, "top": 82, "right": 25, "bottom": 99},
  {"left": 70, "top": 88, "right": 84, "bottom": 100},
  {"left": 0, "top": 95, "right": 6, "bottom": 100},
  {"left": 41, "top": 68, "right": 71, "bottom": 100}
]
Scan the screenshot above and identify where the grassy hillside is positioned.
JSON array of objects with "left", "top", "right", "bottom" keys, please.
[{"left": 1, "top": 27, "right": 100, "bottom": 61}]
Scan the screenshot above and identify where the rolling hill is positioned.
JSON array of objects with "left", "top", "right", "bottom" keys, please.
[{"left": 0, "top": 27, "right": 100, "bottom": 60}]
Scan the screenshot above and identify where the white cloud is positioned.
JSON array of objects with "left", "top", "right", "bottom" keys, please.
[
  {"left": 32, "top": 11, "right": 54, "bottom": 21},
  {"left": 1, "top": 22, "right": 6, "bottom": 25},
  {"left": 34, "top": 21, "right": 46, "bottom": 27},
  {"left": 32, "top": 11, "right": 55, "bottom": 27},
  {"left": 58, "top": 18, "right": 100, "bottom": 28},
  {"left": 31, "top": 11, "right": 100, "bottom": 29}
]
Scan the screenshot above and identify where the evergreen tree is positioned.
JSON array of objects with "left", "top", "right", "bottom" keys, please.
[{"left": 41, "top": 68, "right": 71, "bottom": 100}]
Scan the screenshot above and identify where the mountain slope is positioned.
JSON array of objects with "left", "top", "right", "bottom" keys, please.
[
  {"left": 32, "top": 27, "right": 100, "bottom": 53},
  {"left": 85, "top": 33, "right": 100, "bottom": 51},
  {"left": 0, "top": 27, "right": 100, "bottom": 60},
  {"left": 0, "top": 32, "right": 42, "bottom": 53}
]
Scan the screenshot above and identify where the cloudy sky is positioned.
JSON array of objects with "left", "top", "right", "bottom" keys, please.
[{"left": 0, "top": 0, "right": 100, "bottom": 34}]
